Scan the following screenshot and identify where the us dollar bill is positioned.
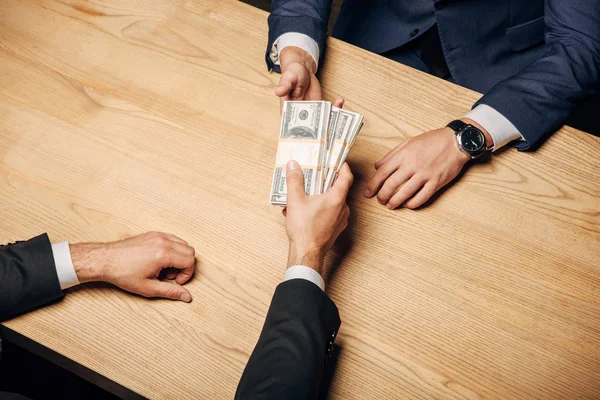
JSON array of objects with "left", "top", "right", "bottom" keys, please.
[
  {"left": 321, "top": 106, "right": 340, "bottom": 192},
  {"left": 326, "top": 119, "right": 363, "bottom": 190},
  {"left": 270, "top": 101, "right": 330, "bottom": 205},
  {"left": 324, "top": 109, "right": 362, "bottom": 190},
  {"left": 326, "top": 107, "right": 340, "bottom": 153}
]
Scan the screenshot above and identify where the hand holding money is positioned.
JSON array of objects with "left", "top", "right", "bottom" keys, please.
[
  {"left": 275, "top": 47, "right": 321, "bottom": 113},
  {"left": 284, "top": 159, "right": 354, "bottom": 273},
  {"left": 270, "top": 100, "right": 364, "bottom": 205}
]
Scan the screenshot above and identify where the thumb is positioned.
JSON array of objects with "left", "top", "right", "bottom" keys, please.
[
  {"left": 142, "top": 280, "right": 192, "bottom": 303},
  {"left": 286, "top": 160, "right": 306, "bottom": 202},
  {"left": 275, "top": 71, "right": 296, "bottom": 97}
]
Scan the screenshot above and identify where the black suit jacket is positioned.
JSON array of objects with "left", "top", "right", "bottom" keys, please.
[
  {"left": 235, "top": 279, "right": 341, "bottom": 399},
  {"left": 0, "top": 234, "right": 64, "bottom": 322}
]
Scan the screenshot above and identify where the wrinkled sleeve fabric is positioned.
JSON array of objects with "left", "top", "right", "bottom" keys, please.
[
  {"left": 268, "top": 33, "right": 321, "bottom": 72},
  {"left": 0, "top": 234, "right": 64, "bottom": 322},
  {"left": 266, "top": 0, "right": 332, "bottom": 72},
  {"left": 476, "top": 0, "right": 600, "bottom": 151},
  {"left": 235, "top": 279, "right": 341, "bottom": 399}
]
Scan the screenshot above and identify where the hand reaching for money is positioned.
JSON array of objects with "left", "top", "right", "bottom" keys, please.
[
  {"left": 364, "top": 128, "right": 469, "bottom": 209},
  {"left": 276, "top": 47, "right": 323, "bottom": 113},
  {"left": 283, "top": 160, "right": 354, "bottom": 274}
]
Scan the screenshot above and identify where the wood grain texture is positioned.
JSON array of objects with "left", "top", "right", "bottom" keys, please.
[{"left": 0, "top": 0, "right": 599, "bottom": 398}]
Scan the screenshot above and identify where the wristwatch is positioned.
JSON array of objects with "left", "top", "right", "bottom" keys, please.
[{"left": 446, "top": 120, "right": 491, "bottom": 159}]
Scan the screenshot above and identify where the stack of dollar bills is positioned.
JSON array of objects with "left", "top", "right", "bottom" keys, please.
[{"left": 270, "top": 100, "right": 364, "bottom": 205}]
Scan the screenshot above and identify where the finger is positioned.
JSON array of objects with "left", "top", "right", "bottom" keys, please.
[
  {"left": 162, "top": 233, "right": 188, "bottom": 245},
  {"left": 374, "top": 148, "right": 399, "bottom": 169},
  {"left": 168, "top": 244, "right": 195, "bottom": 284},
  {"left": 374, "top": 141, "right": 409, "bottom": 169},
  {"left": 275, "top": 71, "right": 297, "bottom": 97},
  {"left": 285, "top": 160, "right": 306, "bottom": 203},
  {"left": 364, "top": 159, "right": 400, "bottom": 198},
  {"left": 291, "top": 70, "right": 310, "bottom": 99},
  {"left": 169, "top": 241, "right": 195, "bottom": 256},
  {"left": 157, "top": 249, "right": 195, "bottom": 285},
  {"left": 148, "top": 231, "right": 188, "bottom": 245},
  {"left": 403, "top": 181, "right": 438, "bottom": 210},
  {"left": 164, "top": 268, "right": 178, "bottom": 280},
  {"left": 331, "top": 163, "right": 354, "bottom": 199},
  {"left": 375, "top": 168, "right": 412, "bottom": 205},
  {"left": 174, "top": 267, "right": 194, "bottom": 285},
  {"left": 333, "top": 98, "right": 345, "bottom": 108},
  {"left": 141, "top": 280, "right": 192, "bottom": 302},
  {"left": 304, "top": 74, "right": 322, "bottom": 100},
  {"left": 386, "top": 176, "right": 426, "bottom": 210}
]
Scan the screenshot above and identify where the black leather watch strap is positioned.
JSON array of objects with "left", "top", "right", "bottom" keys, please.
[{"left": 446, "top": 120, "right": 468, "bottom": 133}]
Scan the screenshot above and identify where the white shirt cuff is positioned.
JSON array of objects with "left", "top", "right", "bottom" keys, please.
[
  {"left": 269, "top": 33, "right": 320, "bottom": 71},
  {"left": 284, "top": 265, "right": 325, "bottom": 291},
  {"left": 51, "top": 242, "right": 79, "bottom": 290},
  {"left": 464, "top": 104, "right": 524, "bottom": 151}
]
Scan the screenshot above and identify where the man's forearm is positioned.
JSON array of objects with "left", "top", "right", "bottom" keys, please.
[{"left": 70, "top": 242, "right": 111, "bottom": 283}]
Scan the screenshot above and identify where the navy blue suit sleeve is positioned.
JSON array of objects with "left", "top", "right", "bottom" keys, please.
[
  {"left": 0, "top": 234, "right": 64, "bottom": 322},
  {"left": 476, "top": 0, "right": 600, "bottom": 151},
  {"left": 266, "top": 0, "right": 332, "bottom": 72},
  {"left": 235, "top": 279, "right": 341, "bottom": 399}
]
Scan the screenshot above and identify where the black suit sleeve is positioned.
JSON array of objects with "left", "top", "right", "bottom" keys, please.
[
  {"left": 235, "top": 279, "right": 341, "bottom": 400},
  {"left": 0, "top": 234, "right": 64, "bottom": 322}
]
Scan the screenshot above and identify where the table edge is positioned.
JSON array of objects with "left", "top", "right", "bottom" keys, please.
[{"left": 0, "top": 324, "right": 146, "bottom": 400}]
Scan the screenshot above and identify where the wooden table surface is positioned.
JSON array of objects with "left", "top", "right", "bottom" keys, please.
[{"left": 1, "top": 0, "right": 599, "bottom": 398}]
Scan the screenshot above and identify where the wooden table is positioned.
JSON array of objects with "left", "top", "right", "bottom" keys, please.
[{"left": 1, "top": 1, "right": 599, "bottom": 398}]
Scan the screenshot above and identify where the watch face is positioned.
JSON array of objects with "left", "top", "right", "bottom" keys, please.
[{"left": 460, "top": 128, "right": 485, "bottom": 153}]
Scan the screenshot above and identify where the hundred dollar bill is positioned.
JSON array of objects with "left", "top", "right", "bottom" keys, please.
[
  {"left": 320, "top": 106, "right": 340, "bottom": 192},
  {"left": 325, "top": 119, "right": 363, "bottom": 190},
  {"left": 326, "top": 107, "right": 340, "bottom": 153},
  {"left": 323, "top": 109, "right": 362, "bottom": 191},
  {"left": 270, "top": 101, "right": 330, "bottom": 205}
]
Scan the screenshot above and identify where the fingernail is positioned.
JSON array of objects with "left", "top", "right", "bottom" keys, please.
[
  {"left": 364, "top": 189, "right": 370, "bottom": 197},
  {"left": 287, "top": 160, "right": 300, "bottom": 170},
  {"left": 180, "top": 292, "right": 192, "bottom": 303},
  {"left": 386, "top": 203, "right": 393, "bottom": 209}
]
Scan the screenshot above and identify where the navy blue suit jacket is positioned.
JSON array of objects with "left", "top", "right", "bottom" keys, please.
[{"left": 267, "top": 0, "right": 600, "bottom": 151}]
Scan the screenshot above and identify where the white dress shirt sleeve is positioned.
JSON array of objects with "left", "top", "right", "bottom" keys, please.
[
  {"left": 284, "top": 265, "right": 325, "bottom": 291},
  {"left": 464, "top": 104, "right": 524, "bottom": 151},
  {"left": 269, "top": 33, "right": 320, "bottom": 71},
  {"left": 51, "top": 242, "right": 80, "bottom": 290}
]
